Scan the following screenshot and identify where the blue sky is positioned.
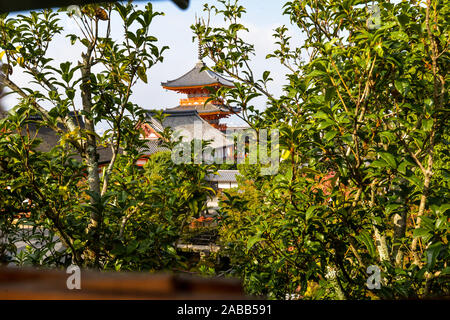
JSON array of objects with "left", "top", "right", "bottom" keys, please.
[{"left": 2, "top": 0, "right": 302, "bottom": 126}]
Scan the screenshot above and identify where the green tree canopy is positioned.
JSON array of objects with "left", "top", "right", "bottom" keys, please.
[{"left": 194, "top": 0, "right": 449, "bottom": 299}]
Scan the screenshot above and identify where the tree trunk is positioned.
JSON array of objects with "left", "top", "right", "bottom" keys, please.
[
  {"left": 325, "top": 264, "right": 346, "bottom": 300},
  {"left": 369, "top": 183, "right": 390, "bottom": 262},
  {"left": 80, "top": 52, "right": 101, "bottom": 266},
  {"left": 411, "top": 154, "right": 433, "bottom": 266},
  {"left": 392, "top": 210, "right": 406, "bottom": 267}
]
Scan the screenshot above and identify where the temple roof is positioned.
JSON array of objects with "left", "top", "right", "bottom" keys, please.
[
  {"left": 145, "top": 110, "right": 234, "bottom": 150},
  {"left": 205, "top": 170, "right": 240, "bottom": 183},
  {"left": 161, "top": 61, "right": 234, "bottom": 89},
  {"left": 166, "top": 104, "right": 240, "bottom": 115},
  {"left": 0, "top": 110, "right": 113, "bottom": 164},
  {"left": 140, "top": 139, "right": 170, "bottom": 155}
]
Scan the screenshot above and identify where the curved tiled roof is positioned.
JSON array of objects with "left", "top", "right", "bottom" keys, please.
[
  {"left": 0, "top": 110, "right": 113, "bottom": 164},
  {"left": 161, "top": 61, "right": 234, "bottom": 89},
  {"left": 139, "top": 139, "right": 170, "bottom": 155},
  {"left": 145, "top": 110, "right": 234, "bottom": 150},
  {"left": 205, "top": 170, "right": 240, "bottom": 182}
]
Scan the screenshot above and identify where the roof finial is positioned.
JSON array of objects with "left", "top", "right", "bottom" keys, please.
[
  {"left": 198, "top": 36, "right": 203, "bottom": 61},
  {"left": 195, "top": 14, "right": 204, "bottom": 63}
]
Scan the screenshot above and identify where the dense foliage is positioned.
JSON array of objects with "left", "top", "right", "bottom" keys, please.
[
  {"left": 0, "top": 0, "right": 448, "bottom": 301},
  {"left": 193, "top": 0, "right": 449, "bottom": 299},
  {"left": 0, "top": 3, "right": 213, "bottom": 270}
]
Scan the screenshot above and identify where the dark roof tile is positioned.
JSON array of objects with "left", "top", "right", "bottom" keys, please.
[
  {"left": 1, "top": 110, "right": 112, "bottom": 164},
  {"left": 161, "top": 61, "right": 234, "bottom": 88},
  {"left": 205, "top": 170, "right": 240, "bottom": 182},
  {"left": 145, "top": 109, "right": 234, "bottom": 150}
]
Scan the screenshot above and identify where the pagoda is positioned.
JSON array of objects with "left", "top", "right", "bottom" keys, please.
[{"left": 161, "top": 52, "right": 240, "bottom": 132}]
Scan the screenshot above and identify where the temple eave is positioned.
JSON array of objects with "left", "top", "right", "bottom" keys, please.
[{"left": 161, "top": 83, "right": 231, "bottom": 92}]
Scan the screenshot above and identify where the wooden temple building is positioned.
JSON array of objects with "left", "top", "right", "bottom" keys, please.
[
  {"left": 139, "top": 54, "right": 244, "bottom": 163},
  {"left": 161, "top": 59, "right": 240, "bottom": 132}
]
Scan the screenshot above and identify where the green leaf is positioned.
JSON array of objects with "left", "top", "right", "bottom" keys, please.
[
  {"left": 426, "top": 242, "right": 442, "bottom": 269},
  {"left": 438, "top": 204, "right": 450, "bottom": 215},
  {"left": 374, "top": 42, "right": 383, "bottom": 57},
  {"left": 397, "top": 160, "right": 412, "bottom": 175},
  {"left": 80, "top": 38, "right": 90, "bottom": 47},
  {"left": 166, "top": 246, "right": 177, "bottom": 255},
  {"left": 60, "top": 61, "right": 71, "bottom": 74},
  {"left": 247, "top": 231, "right": 263, "bottom": 251},
  {"left": 317, "top": 119, "right": 334, "bottom": 130},
  {"left": 397, "top": 14, "right": 409, "bottom": 27},
  {"left": 379, "top": 152, "right": 397, "bottom": 168},
  {"left": 313, "top": 111, "right": 330, "bottom": 120},
  {"left": 435, "top": 217, "right": 447, "bottom": 230},
  {"left": 68, "top": 34, "right": 77, "bottom": 45},
  {"left": 324, "top": 130, "right": 338, "bottom": 142},
  {"left": 307, "top": 69, "right": 327, "bottom": 78},
  {"left": 391, "top": 31, "right": 409, "bottom": 42},
  {"left": 126, "top": 240, "right": 139, "bottom": 254},
  {"left": 413, "top": 228, "right": 430, "bottom": 238},
  {"left": 325, "top": 87, "right": 335, "bottom": 102},
  {"left": 356, "top": 231, "right": 376, "bottom": 258},
  {"left": 394, "top": 79, "right": 409, "bottom": 96},
  {"left": 404, "top": 174, "right": 423, "bottom": 188},
  {"left": 422, "top": 118, "right": 433, "bottom": 131},
  {"left": 379, "top": 132, "right": 396, "bottom": 144},
  {"left": 370, "top": 159, "right": 388, "bottom": 168},
  {"left": 66, "top": 88, "right": 75, "bottom": 100},
  {"left": 305, "top": 205, "right": 318, "bottom": 221},
  {"left": 385, "top": 203, "right": 402, "bottom": 216},
  {"left": 137, "top": 66, "right": 148, "bottom": 83},
  {"left": 262, "top": 70, "right": 271, "bottom": 82}
]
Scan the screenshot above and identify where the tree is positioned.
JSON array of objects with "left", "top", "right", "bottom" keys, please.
[
  {"left": 0, "top": 3, "right": 213, "bottom": 270},
  {"left": 194, "top": 0, "right": 449, "bottom": 299}
]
